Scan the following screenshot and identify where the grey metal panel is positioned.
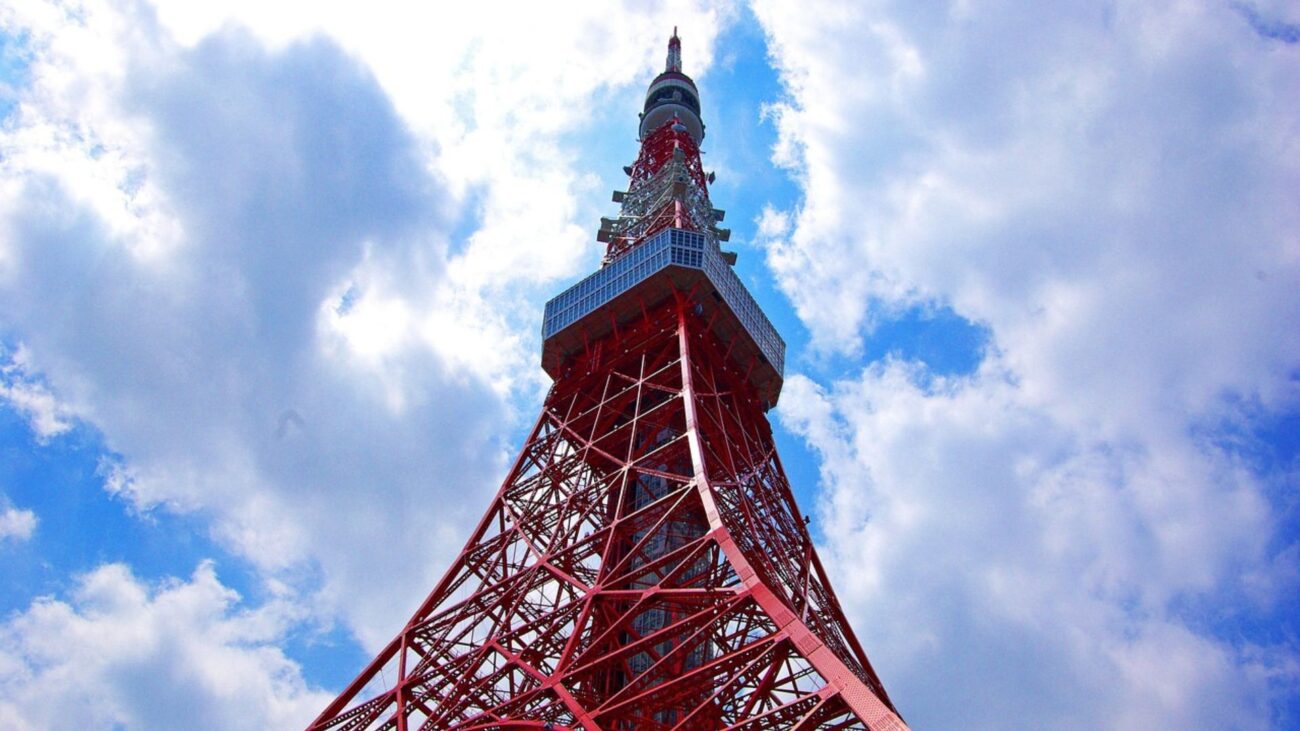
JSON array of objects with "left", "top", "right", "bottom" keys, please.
[
  {"left": 700, "top": 236, "right": 784, "bottom": 374},
  {"left": 542, "top": 228, "right": 785, "bottom": 377}
]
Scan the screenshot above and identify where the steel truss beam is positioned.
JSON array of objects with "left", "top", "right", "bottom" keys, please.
[{"left": 308, "top": 294, "right": 907, "bottom": 731}]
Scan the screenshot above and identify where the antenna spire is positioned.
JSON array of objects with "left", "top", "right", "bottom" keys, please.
[{"left": 666, "top": 28, "right": 682, "bottom": 72}]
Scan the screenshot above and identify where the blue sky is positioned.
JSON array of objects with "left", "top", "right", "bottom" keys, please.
[{"left": 0, "top": 1, "right": 1297, "bottom": 728}]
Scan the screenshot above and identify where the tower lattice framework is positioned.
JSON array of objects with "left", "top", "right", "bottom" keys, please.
[{"left": 309, "top": 30, "right": 907, "bottom": 731}]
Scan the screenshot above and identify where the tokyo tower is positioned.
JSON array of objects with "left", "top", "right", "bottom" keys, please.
[{"left": 309, "top": 30, "right": 907, "bottom": 731}]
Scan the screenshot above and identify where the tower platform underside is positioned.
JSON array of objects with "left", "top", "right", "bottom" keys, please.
[{"left": 542, "top": 228, "right": 784, "bottom": 409}]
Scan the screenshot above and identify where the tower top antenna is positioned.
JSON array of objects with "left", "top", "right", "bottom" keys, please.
[{"left": 666, "top": 28, "right": 682, "bottom": 72}]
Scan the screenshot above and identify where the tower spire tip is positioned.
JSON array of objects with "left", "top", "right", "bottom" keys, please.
[{"left": 666, "top": 27, "right": 682, "bottom": 71}]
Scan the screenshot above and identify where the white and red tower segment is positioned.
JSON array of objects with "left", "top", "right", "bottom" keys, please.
[
  {"left": 599, "top": 28, "right": 723, "bottom": 265},
  {"left": 308, "top": 32, "right": 907, "bottom": 731}
]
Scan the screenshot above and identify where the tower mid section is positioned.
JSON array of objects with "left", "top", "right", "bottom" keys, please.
[{"left": 308, "top": 31, "right": 907, "bottom": 731}]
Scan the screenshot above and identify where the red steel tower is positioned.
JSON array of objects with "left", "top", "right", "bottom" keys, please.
[{"left": 309, "top": 31, "right": 907, "bottom": 731}]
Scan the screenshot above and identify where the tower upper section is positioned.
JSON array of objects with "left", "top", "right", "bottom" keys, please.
[
  {"left": 601, "top": 31, "right": 726, "bottom": 264},
  {"left": 639, "top": 28, "right": 704, "bottom": 145},
  {"left": 541, "top": 31, "right": 786, "bottom": 408}
]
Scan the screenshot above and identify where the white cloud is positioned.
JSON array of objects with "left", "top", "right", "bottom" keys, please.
[
  {"left": 131, "top": 0, "right": 739, "bottom": 392},
  {"left": 0, "top": 561, "right": 331, "bottom": 730},
  {"left": 0, "top": 346, "right": 73, "bottom": 441},
  {"left": 0, "top": 0, "right": 736, "bottom": 661},
  {"left": 782, "top": 366, "right": 1285, "bottom": 728},
  {"left": 2, "top": 1, "right": 506, "bottom": 646},
  {"left": 754, "top": 0, "right": 1300, "bottom": 727},
  {"left": 0, "top": 506, "right": 37, "bottom": 542}
]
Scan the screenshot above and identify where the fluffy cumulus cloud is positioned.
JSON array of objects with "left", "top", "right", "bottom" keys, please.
[
  {"left": 0, "top": 562, "right": 329, "bottom": 729},
  {"left": 0, "top": 0, "right": 727, "bottom": 631},
  {"left": 0, "top": 0, "right": 734, "bottom": 724},
  {"left": 1, "top": 0, "right": 504, "bottom": 647},
  {"left": 0, "top": 505, "right": 36, "bottom": 542},
  {"left": 755, "top": 0, "right": 1299, "bottom": 728},
  {"left": 782, "top": 368, "right": 1284, "bottom": 728},
  {"left": 0, "top": 345, "right": 73, "bottom": 441}
]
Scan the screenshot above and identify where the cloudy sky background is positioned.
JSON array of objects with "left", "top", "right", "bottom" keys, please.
[{"left": 0, "top": 0, "right": 1297, "bottom": 728}]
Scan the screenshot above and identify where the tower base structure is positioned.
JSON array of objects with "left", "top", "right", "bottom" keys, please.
[{"left": 308, "top": 287, "right": 907, "bottom": 730}]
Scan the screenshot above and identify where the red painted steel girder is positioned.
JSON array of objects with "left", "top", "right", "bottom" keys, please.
[{"left": 308, "top": 293, "right": 906, "bottom": 731}]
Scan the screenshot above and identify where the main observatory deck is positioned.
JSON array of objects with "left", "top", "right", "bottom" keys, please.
[{"left": 541, "top": 228, "right": 786, "bottom": 408}]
